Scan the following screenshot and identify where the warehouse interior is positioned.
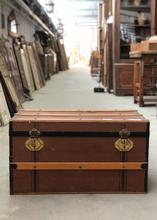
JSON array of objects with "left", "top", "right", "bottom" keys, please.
[{"left": 1, "top": 0, "right": 157, "bottom": 219}]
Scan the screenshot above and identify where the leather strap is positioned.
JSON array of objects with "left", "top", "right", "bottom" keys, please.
[
  {"left": 10, "top": 162, "right": 148, "bottom": 170},
  {"left": 10, "top": 131, "right": 148, "bottom": 137}
]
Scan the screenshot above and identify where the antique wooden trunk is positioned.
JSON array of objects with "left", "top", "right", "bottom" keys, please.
[{"left": 9, "top": 110, "right": 149, "bottom": 194}]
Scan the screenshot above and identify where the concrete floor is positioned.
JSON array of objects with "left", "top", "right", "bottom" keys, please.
[{"left": 1, "top": 65, "right": 157, "bottom": 219}]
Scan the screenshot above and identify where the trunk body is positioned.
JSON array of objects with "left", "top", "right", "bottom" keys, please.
[{"left": 10, "top": 110, "right": 149, "bottom": 194}]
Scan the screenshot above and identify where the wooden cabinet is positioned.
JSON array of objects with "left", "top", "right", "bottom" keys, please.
[
  {"left": 114, "top": 64, "right": 134, "bottom": 95},
  {"left": 113, "top": 0, "right": 156, "bottom": 95}
]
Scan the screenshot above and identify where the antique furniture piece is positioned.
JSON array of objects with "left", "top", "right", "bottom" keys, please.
[
  {"left": 113, "top": 0, "right": 156, "bottom": 95},
  {"left": 90, "top": 50, "right": 100, "bottom": 76},
  {"left": 130, "top": 50, "right": 157, "bottom": 106},
  {"left": 10, "top": 109, "right": 149, "bottom": 194}
]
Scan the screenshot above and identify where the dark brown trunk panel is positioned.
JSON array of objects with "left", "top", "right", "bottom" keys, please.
[
  {"left": 12, "top": 137, "right": 147, "bottom": 162},
  {"left": 36, "top": 170, "right": 120, "bottom": 193},
  {"left": 11, "top": 171, "right": 33, "bottom": 194},
  {"left": 125, "top": 171, "right": 147, "bottom": 193},
  {"left": 11, "top": 170, "right": 147, "bottom": 194}
]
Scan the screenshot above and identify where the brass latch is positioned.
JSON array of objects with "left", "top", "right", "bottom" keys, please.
[
  {"left": 25, "top": 128, "right": 44, "bottom": 151},
  {"left": 115, "top": 129, "right": 134, "bottom": 152}
]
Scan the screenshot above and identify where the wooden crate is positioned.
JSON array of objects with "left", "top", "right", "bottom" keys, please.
[
  {"left": 141, "top": 41, "right": 157, "bottom": 51},
  {"left": 130, "top": 41, "right": 157, "bottom": 52}
]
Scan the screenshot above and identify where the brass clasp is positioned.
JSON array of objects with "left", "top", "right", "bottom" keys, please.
[
  {"left": 115, "top": 129, "right": 134, "bottom": 152},
  {"left": 25, "top": 128, "right": 44, "bottom": 152}
]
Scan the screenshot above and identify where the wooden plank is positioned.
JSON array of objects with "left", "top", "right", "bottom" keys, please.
[
  {"left": 34, "top": 38, "right": 44, "bottom": 55},
  {"left": 32, "top": 43, "right": 45, "bottom": 85},
  {"left": 16, "top": 113, "right": 142, "bottom": 117},
  {"left": 13, "top": 44, "right": 29, "bottom": 92},
  {"left": 3, "top": 41, "right": 25, "bottom": 103},
  {"left": 18, "top": 109, "right": 139, "bottom": 112},
  {"left": 20, "top": 46, "right": 35, "bottom": 93},
  {"left": 57, "top": 39, "right": 68, "bottom": 71},
  {"left": 26, "top": 45, "right": 42, "bottom": 90},
  {"left": 0, "top": 82, "right": 10, "bottom": 126},
  {"left": 15, "top": 111, "right": 143, "bottom": 117},
  {"left": 47, "top": 53, "right": 54, "bottom": 77},
  {"left": 4, "top": 78, "right": 21, "bottom": 107},
  {"left": 60, "top": 43, "right": 69, "bottom": 69},
  {"left": 16, "top": 109, "right": 140, "bottom": 117},
  {"left": 39, "top": 54, "right": 48, "bottom": 80},
  {"left": 0, "top": 72, "right": 17, "bottom": 116},
  {"left": 0, "top": 49, "right": 21, "bottom": 108},
  {"left": 10, "top": 162, "right": 147, "bottom": 170}
]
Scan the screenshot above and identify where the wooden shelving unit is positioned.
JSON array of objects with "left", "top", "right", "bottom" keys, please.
[{"left": 112, "top": 0, "right": 156, "bottom": 95}]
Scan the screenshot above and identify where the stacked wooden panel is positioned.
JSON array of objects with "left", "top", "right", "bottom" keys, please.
[
  {"left": 20, "top": 44, "right": 35, "bottom": 94},
  {"left": 57, "top": 39, "right": 69, "bottom": 71},
  {"left": 0, "top": 39, "right": 21, "bottom": 116},
  {"left": 0, "top": 40, "right": 25, "bottom": 104},
  {"left": 90, "top": 50, "right": 100, "bottom": 76},
  {"left": 0, "top": 34, "right": 69, "bottom": 126},
  {"left": 0, "top": 82, "right": 10, "bottom": 126},
  {"left": 13, "top": 43, "right": 30, "bottom": 96}
]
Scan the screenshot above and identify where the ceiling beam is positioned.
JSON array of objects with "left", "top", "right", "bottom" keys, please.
[
  {"left": 76, "top": 21, "right": 97, "bottom": 23},
  {"left": 74, "top": 18, "right": 97, "bottom": 22},
  {"left": 76, "top": 23, "right": 97, "bottom": 27},
  {"left": 75, "top": 14, "right": 97, "bottom": 17},
  {"left": 68, "top": 0, "right": 100, "bottom": 1},
  {"left": 75, "top": 8, "right": 97, "bottom": 11},
  {"left": 14, "top": 0, "right": 55, "bottom": 36}
]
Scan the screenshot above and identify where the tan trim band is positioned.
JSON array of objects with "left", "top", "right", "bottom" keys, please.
[{"left": 10, "top": 162, "right": 147, "bottom": 170}]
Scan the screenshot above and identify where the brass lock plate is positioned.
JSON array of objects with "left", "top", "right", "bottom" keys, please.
[
  {"left": 115, "top": 129, "right": 134, "bottom": 152},
  {"left": 25, "top": 138, "right": 44, "bottom": 151},
  {"left": 115, "top": 138, "right": 134, "bottom": 152},
  {"left": 25, "top": 128, "right": 44, "bottom": 151}
]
